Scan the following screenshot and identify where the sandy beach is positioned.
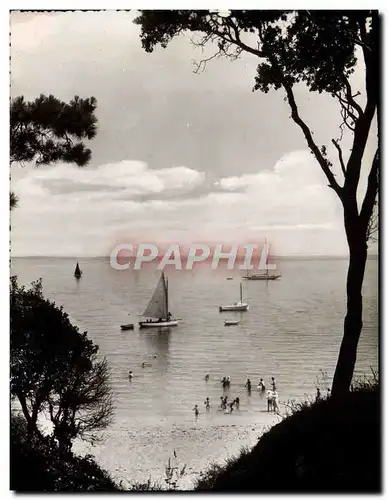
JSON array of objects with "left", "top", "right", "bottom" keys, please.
[{"left": 75, "top": 412, "right": 280, "bottom": 489}]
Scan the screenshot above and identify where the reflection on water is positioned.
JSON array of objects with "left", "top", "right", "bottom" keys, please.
[{"left": 141, "top": 328, "right": 171, "bottom": 368}]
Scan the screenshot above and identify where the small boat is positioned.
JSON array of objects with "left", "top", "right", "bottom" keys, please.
[
  {"left": 121, "top": 323, "right": 134, "bottom": 331},
  {"left": 139, "top": 272, "right": 179, "bottom": 328},
  {"left": 224, "top": 319, "right": 240, "bottom": 326},
  {"left": 243, "top": 272, "right": 281, "bottom": 280},
  {"left": 226, "top": 277, "right": 233, "bottom": 280},
  {"left": 219, "top": 283, "right": 249, "bottom": 312},
  {"left": 74, "top": 262, "right": 82, "bottom": 279}
]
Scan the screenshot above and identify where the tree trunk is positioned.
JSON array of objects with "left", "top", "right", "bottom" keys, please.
[{"left": 331, "top": 209, "right": 368, "bottom": 397}]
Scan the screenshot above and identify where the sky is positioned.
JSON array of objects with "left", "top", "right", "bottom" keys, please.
[{"left": 10, "top": 10, "right": 377, "bottom": 257}]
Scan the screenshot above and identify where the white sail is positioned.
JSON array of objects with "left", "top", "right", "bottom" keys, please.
[{"left": 142, "top": 273, "right": 168, "bottom": 319}]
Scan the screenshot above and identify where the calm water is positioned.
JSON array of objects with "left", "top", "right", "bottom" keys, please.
[{"left": 11, "top": 257, "right": 378, "bottom": 487}]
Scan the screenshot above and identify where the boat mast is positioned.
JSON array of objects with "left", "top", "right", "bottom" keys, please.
[
  {"left": 164, "top": 272, "right": 169, "bottom": 318},
  {"left": 240, "top": 282, "right": 242, "bottom": 303}
]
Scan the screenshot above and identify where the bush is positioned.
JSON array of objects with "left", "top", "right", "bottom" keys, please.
[
  {"left": 10, "top": 414, "right": 120, "bottom": 492},
  {"left": 195, "top": 382, "right": 381, "bottom": 492}
]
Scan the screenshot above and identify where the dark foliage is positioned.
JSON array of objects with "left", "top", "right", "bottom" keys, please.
[
  {"left": 195, "top": 384, "right": 380, "bottom": 492},
  {"left": 10, "top": 276, "right": 114, "bottom": 451},
  {"left": 135, "top": 10, "right": 360, "bottom": 94},
  {"left": 10, "top": 94, "right": 97, "bottom": 167},
  {"left": 10, "top": 414, "right": 120, "bottom": 492},
  {"left": 10, "top": 192, "right": 18, "bottom": 209}
]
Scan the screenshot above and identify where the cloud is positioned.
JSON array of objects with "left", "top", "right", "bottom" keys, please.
[
  {"left": 10, "top": 12, "right": 376, "bottom": 257},
  {"left": 11, "top": 160, "right": 208, "bottom": 255},
  {"left": 10, "top": 150, "right": 349, "bottom": 256},
  {"left": 16, "top": 161, "right": 205, "bottom": 200}
]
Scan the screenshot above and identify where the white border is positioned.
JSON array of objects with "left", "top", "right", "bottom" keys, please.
[{"left": 3, "top": 3, "right": 385, "bottom": 499}]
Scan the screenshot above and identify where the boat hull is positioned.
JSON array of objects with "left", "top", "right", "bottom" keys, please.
[
  {"left": 224, "top": 320, "right": 240, "bottom": 326},
  {"left": 219, "top": 304, "right": 249, "bottom": 312},
  {"left": 121, "top": 324, "right": 134, "bottom": 331},
  {"left": 243, "top": 275, "right": 280, "bottom": 280},
  {"left": 139, "top": 320, "right": 179, "bottom": 328}
]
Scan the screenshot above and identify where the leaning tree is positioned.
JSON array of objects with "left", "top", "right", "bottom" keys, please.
[
  {"left": 134, "top": 10, "right": 379, "bottom": 396},
  {"left": 10, "top": 93, "right": 98, "bottom": 208},
  {"left": 10, "top": 276, "right": 114, "bottom": 452}
]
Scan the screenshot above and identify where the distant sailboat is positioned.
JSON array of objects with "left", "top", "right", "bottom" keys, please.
[
  {"left": 219, "top": 283, "right": 249, "bottom": 312},
  {"left": 74, "top": 262, "right": 82, "bottom": 279},
  {"left": 243, "top": 270, "right": 281, "bottom": 281},
  {"left": 139, "top": 272, "right": 179, "bottom": 328},
  {"left": 243, "top": 239, "right": 281, "bottom": 280}
]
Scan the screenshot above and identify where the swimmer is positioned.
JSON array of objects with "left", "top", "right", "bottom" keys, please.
[{"left": 193, "top": 404, "right": 199, "bottom": 418}]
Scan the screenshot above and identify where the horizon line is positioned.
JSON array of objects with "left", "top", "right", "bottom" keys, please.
[{"left": 10, "top": 253, "right": 379, "bottom": 259}]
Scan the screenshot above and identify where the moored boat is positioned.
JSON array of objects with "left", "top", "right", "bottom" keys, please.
[
  {"left": 219, "top": 283, "right": 249, "bottom": 312},
  {"left": 242, "top": 239, "right": 280, "bottom": 280},
  {"left": 121, "top": 323, "right": 134, "bottom": 331},
  {"left": 243, "top": 272, "right": 281, "bottom": 280},
  {"left": 74, "top": 262, "right": 82, "bottom": 278},
  {"left": 224, "top": 319, "right": 240, "bottom": 326},
  {"left": 139, "top": 272, "right": 179, "bottom": 328}
]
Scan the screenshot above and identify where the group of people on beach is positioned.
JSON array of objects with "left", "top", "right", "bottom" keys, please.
[
  {"left": 190, "top": 374, "right": 281, "bottom": 417},
  {"left": 129, "top": 367, "right": 330, "bottom": 417},
  {"left": 244, "top": 376, "right": 276, "bottom": 393},
  {"left": 220, "top": 395, "right": 240, "bottom": 412},
  {"left": 193, "top": 395, "right": 241, "bottom": 418},
  {"left": 220, "top": 376, "right": 231, "bottom": 389}
]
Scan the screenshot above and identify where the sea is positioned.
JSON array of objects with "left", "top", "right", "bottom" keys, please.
[{"left": 10, "top": 257, "right": 379, "bottom": 489}]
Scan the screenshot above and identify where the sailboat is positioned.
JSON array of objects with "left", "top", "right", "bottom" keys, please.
[
  {"left": 243, "top": 269, "right": 281, "bottom": 281},
  {"left": 219, "top": 283, "right": 249, "bottom": 312},
  {"left": 139, "top": 272, "right": 179, "bottom": 328},
  {"left": 243, "top": 239, "right": 281, "bottom": 280},
  {"left": 74, "top": 262, "right": 82, "bottom": 279}
]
